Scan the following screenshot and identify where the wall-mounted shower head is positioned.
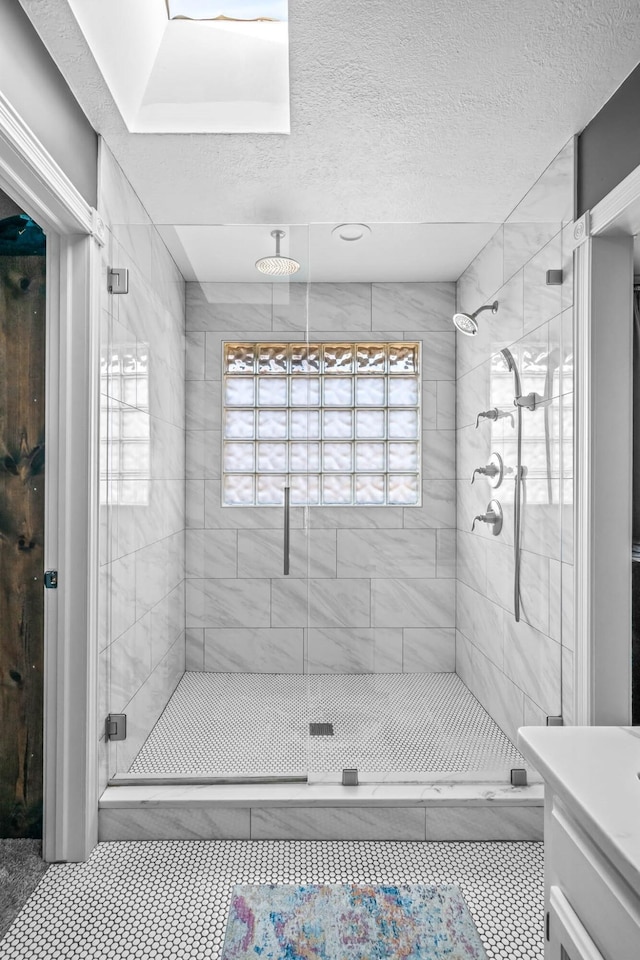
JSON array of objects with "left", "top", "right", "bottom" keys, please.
[{"left": 452, "top": 300, "right": 498, "bottom": 336}]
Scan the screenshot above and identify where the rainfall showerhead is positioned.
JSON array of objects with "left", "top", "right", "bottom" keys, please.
[
  {"left": 255, "top": 229, "right": 300, "bottom": 276},
  {"left": 452, "top": 300, "right": 499, "bottom": 336}
]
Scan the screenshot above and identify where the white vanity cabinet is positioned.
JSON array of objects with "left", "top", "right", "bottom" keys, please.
[{"left": 518, "top": 727, "right": 640, "bottom": 960}]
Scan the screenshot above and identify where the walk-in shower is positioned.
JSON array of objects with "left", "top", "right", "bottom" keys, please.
[{"left": 99, "top": 212, "right": 575, "bottom": 796}]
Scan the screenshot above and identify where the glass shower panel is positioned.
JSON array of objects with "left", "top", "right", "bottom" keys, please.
[
  {"left": 304, "top": 220, "right": 548, "bottom": 785},
  {"left": 104, "top": 223, "right": 316, "bottom": 781}
]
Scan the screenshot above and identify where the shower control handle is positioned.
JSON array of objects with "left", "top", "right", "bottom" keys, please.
[
  {"left": 471, "top": 464, "right": 499, "bottom": 484},
  {"left": 471, "top": 499, "right": 503, "bottom": 535},
  {"left": 471, "top": 452, "right": 504, "bottom": 488},
  {"left": 475, "top": 408, "right": 499, "bottom": 428}
]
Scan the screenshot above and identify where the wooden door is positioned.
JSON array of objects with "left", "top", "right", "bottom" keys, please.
[{"left": 0, "top": 217, "right": 46, "bottom": 837}]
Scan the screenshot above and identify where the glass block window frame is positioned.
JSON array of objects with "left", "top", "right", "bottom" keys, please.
[{"left": 222, "top": 342, "right": 421, "bottom": 507}]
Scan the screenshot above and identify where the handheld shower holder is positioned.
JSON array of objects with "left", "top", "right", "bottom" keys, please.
[
  {"left": 513, "top": 392, "right": 539, "bottom": 411},
  {"left": 471, "top": 499, "right": 503, "bottom": 535}
]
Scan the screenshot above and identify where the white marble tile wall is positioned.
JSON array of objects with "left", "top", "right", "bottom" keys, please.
[
  {"left": 185, "top": 281, "right": 456, "bottom": 674},
  {"left": 455, "top": 139, "right": 575, "bottom": 737},
  {"left": 98, "top": 142, "right": 186, "bottom": 790}
]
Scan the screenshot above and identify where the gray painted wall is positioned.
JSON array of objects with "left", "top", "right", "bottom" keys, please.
[
  {"left": 578, "top": 61, "right": 640, "bottom": 216},
  {"left": 0, "top": 0, "right": 97, "bottom": 204}
]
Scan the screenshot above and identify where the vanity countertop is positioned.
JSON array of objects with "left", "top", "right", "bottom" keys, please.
[{"left": 518, "top": 726, "right": 640, "bottom": 895}]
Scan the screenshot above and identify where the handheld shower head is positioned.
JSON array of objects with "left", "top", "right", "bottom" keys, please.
[
  {"left": 452, "top": 300, "right": 499, "bottom": 336},
  {"left": 500, "top": 346, "right": 522, "bottom": 398}
]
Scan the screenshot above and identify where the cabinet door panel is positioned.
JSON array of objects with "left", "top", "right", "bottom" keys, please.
[{"left": 548, "top": 887, "right": 604, "bottom": 960}]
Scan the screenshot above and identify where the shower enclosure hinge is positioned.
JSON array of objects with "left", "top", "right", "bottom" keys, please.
[
  {"left": 546, "top": 715, "right": 563, "bottom": 726},
  {"left": 510, "top": 768, "right": 528, "bottom": 787},
  {"left": 342, "top": 768, "right": 359, "bottom": 786},
  {"left": 107, "top": 267, "right": 129, "bottom": 294},
  {"left": 545, "top": 269, "right": 563, "bottom": 285},
  {"left": 105, "top": 713, "right": 127, "bottom": 741},
  {"left": 43, "top": 570, "right": 58, "bottom": 589}
]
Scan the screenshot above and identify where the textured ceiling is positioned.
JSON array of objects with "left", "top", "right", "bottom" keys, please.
[{"left": 19, "top": 0, "right": 640, "bottom": 227}]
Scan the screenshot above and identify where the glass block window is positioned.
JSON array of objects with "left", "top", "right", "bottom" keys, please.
[
  {"left": 100, "top": 343, "right": 150, "bottom": 506},
  {"left": 222, "top": 342, "right": 421, "bottom": 506}
]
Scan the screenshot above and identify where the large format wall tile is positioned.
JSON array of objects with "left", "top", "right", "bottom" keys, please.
[
  {"left": 456, "top": 631, "right": 524, "bottom": 745},
  {"left": 426, "top": 806, "right": 542, "bottom": 841},
  {"left": 307, "top": 283, "right": 371, "bottom": 330},
  {"left": 403, "top": 628, "right": 455, "bottom": 671},
  {"left": 503, "top": 617, "right": 562, "bottom": 716},
  {"left": 271, "top": 578, "right": 371, "bottom": 629},
  {"left": 250, "top": 806, "right": 426, "bottom": 841},
  {"left": 337, "top": 529, "right": 436, "bottom": 579},
  {"left": 238, "top": 528, "right": 337, "bottom": 579},
  {"left": 307, "top": 628, "right": 379, "bottom": 673},
  {"left": 187, "top": 579, "right": 271, "bottom": 628},
  {"left": 372, "top": 579, "right": 455, "bottom": 629},
  {"left": 457, "top": 227, "right": 504, "bottom": 313},
  {"left": 371, "top": 282, "right": 454, "bottom": 331},
  {"left": 205, "top": 628, "right": 303, "bottom": 673},
  {"left": 99, "top": 806, "right": 251, "bottom": 841},
  {"left": 187, "top": 283, "right": 272, "bottom": 331},
  {"left": 456, "top": 580, "right": 503, "bottom": 669}
]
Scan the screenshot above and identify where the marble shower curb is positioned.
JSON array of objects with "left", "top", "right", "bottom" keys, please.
[{"left": 98, "top": 782, "right": 544, "bottom": 842}]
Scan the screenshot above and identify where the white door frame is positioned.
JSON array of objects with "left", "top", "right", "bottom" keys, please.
[
  {"left": 573, "top": 164, "right": 640, "bottom": 725},
  {"left": 0, "top": 91, "right": 103, "bottom": 860}
]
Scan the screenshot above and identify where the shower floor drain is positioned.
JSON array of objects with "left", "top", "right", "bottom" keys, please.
[{"left": 309, "top": 723, "right": 334, "bottom": 736}]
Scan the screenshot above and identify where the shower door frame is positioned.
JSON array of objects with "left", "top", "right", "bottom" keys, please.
[
  {"left": 0, "top": 90, "right": 102, "bottom": 861},
  {"left": 573, "top": 163, "right": 640, "bottom": 725}
]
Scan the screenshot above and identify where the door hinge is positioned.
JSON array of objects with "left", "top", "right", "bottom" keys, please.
[
  {"left": 105, "top": 713, "right": 127, "bottom": 741},
  {"left": 44, "top": 570, "right": 58, "bottom": 589},
  {"left": 510, "top": 768, "right": 528, "bottom": 786},
  {"left": 546, "top": 715, "right": 563, "bottom": 726},
  {"left": 342, "top": 768, "right": 358, "bottom": 786},
  {"left": 107, "top": 267, "right": 129, "bottom": 294}
]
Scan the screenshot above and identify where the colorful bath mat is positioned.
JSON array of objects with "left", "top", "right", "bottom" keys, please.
[{"left": 221, "top": 883, "right": 488, "bottom": 959}]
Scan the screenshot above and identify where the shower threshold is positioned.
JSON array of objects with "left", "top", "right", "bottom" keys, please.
[{"left": 100, "top": 673, "right": 543, "bottom": 841}]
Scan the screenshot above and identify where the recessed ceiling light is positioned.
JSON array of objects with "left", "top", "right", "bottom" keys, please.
[{"left": 331, "top": 223, "right": 372, "bottom": 242}]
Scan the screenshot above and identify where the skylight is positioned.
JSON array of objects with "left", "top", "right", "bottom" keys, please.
[
  {"left": 166, "top": 1, "right": 287, "bottom": 20},
  {"left": 67, "top": 0, "right": 290, "bottom": 133}
]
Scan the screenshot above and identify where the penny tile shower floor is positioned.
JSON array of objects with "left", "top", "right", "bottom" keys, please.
[
  {"left": 128, "top": 673, "right": 527, "bottom": 776},
  {"left": 0, "top": 840, "right": 544, "bottom": 959}
]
